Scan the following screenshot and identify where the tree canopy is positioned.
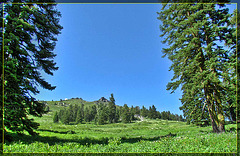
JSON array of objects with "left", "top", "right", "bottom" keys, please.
[
  {"left": 1, "top": 1, "right": 63, "bottom": 136},
  {"left": 158, "top": 3, "right": 236, "bottom": 133}
]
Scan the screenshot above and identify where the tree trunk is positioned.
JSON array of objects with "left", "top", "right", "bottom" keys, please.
[
  {"left": 218, "top": 122, "right": 225, "bottom": 132},
  {"left": 217, "top": 113, "right": 225, "bottom": 133},
  {"left": 207, "top": 105, "right": 220, "bottom": 133},
  {"left": 204, "top": 84, "right": 226, "bottom": 133},
  {"left": 214, "top": 88, "right": 225, "bottom": 133}
]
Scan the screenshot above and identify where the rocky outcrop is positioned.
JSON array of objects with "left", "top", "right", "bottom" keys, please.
[
  {"left": 99, "top": 97, "right": 109, "bottom": 102},
  {"left": 57, "top": 102, "right": 69, "bottom": 107},
  {"left": 95, "top": 97, "right": 109, "bottom": 104}
]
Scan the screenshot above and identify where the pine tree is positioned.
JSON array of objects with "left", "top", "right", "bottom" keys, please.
[
  {"left": 53, "top": 111, "right": 59, "bottom": 123},
  {"left": 158, "top": 3, "right": 235, "bottom": 133},
  {"left": 62, "top": 110, "right": 70, "bottom": 125},
  {"left": 221, "top": 9, "right": 239, "bottom": 123},
  {"left": 134, "top": 106, "right": 141, "bottom": 116},
  {"left": 148, "top": 106, "right": 153, "bottom": 119},
  {"left": 58, "top": 109, "right": 65, "bottom": 122},
  {"left": 149, "top": 105, "right": 158, "bottom": 119},
  {"left": 130, "top": 106, "right": 135, "bottom": 121},
  {"left": 84, "top": 107, "right": 91, "bottom": 122},
  {"left": 75, "top": 104, "right": 84, "bottom": 124},
  {"left": 68, "top": 104, "right": 75, "bottom": 122},
  {"left": 122, "top": 104, "right": 131, "bottom": 123},
  {"left": 140, "top": 106, "right": 148, "bottom": 117},
  {"left": 108, "top": 93, "right": 116, "bottom": 123},
  {"left": 89, "top": 105, "right": 97, "bottom": 121},
  {"left": 76, "top": 108, "right": 83, "bottom": 124},
  {"left": 115, "top": 107, "right": 120, "bottom": 123},
  {"left": 161, "top": 111, "right": 167, "bottom": 120},
  {"left": 2, "top": 2, "right": 63, "bottom": 135},
  {"left": 96, "top": 103, "right": 107, "bottom": 125},
  {"left": 73, "top": 104, "right": 79, "bottom": 121}
]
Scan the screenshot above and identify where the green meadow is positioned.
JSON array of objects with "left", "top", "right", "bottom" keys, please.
[{"left": 3, "top": 100, "right": 237, "bottom": 153}]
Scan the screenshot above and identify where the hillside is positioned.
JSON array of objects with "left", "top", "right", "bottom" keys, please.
[
  {"left": 5, "top": 107, "right": 237, "bottom": 153},
  {"left": 45, "top": 97, "right": 110, "bottom": 108},
  {"left": 4, "top": 97, "right": 237, "bottom": 153}
]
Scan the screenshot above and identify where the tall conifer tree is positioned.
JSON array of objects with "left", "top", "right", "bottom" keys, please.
[
  {"left": 76, "top": 108, "right": 83, "bottom": 124},
  {"left": 1, "top": 1, "right": 63, "bottom": 135},
  {"left": 108, "top": 93, "right": 116, "bottom": 123},
  {"left": 122, "top": 104, "right": 131, "bottom": 123},
  {"left": 158, "top": 3, "right": 235, "bottom": 133}
]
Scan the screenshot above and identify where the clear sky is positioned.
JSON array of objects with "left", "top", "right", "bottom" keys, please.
[{"left": 35, "top": 4, "right": 236, "bottom": 116}]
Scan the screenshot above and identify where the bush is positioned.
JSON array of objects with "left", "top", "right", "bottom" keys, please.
[{"left": 53, "top": 112, "right": 59, "bottom": 123}]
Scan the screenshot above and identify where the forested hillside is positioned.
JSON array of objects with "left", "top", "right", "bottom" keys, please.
[{"left": 43, "top": 94, "right": 185, "bottom": 126}]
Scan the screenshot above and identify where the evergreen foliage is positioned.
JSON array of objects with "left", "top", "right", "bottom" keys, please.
[
  {"left": 68, "top": 104, "right": 75, "bottom": 122},
  {"left": 157, "top": 3, "right": 236, "bottom": 133},
  {"left": 53, "top": 111, "right": 59, "bottom": 123},
  {"left": 140, "top": 106, "right": 148, "bottom": 117},
  {"left": 2, "top": 1, "right": 63, "bottom": 135},
  {"left": 96, "top": 103, "right": 108, "bottom": 125},
  {"left": 51, "top": 95, "right": 185, "bottom": 125},
  {"left": 107, "top": 93, "right": 116, "bottom": 123},
  {"left": 115, "top": 107, "right": 120, "bottom": 123},
  {"left": 148, "top": 105, "right": 158, "bottom": 119},
  {"left": 75, "top": 109, "right": 83, "bottom": 124},
  {"left": 89, "top": 105, "right": 97, "bottom": 121},
  {"left": 121, "top": 104, "right": 131, "bottom": 123},
  {"left": 130, "top": 106, "right": 135, "bottom": 121},
  {"left": 62, "top": 110, "right": 70, "bottom": 125},
  {"left": 58, "top": 109, "right": 64, "bottom": 123},
  {"left": 84, "top": 107, "right": 91, "bottom": 122}
]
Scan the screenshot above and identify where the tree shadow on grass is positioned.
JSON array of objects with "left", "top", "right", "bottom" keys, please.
[
  {"left": 37, "top": 129, "right": 68, "bottom": 134},
  {"left": 4, "top": 131, "right": 177, "bottom": 147},
  {"left": 121, "top": 132, "right": 177, "bottom": 144},
  {"left": 4, "top": 132, "right": 109, "bottom": 146}
]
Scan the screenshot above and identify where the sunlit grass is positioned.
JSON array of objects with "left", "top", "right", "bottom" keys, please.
[{"left": 3, "top": 102, "right": 237, "bottom": 153}]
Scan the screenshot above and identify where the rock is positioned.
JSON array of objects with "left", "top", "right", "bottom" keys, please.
[{"left": 99, "top": 97, "right": 109, "bottom": 103}]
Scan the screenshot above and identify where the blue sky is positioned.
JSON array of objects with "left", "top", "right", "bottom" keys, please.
[{"left": 36, "top": 4, "right": 236, "bottom": 116}]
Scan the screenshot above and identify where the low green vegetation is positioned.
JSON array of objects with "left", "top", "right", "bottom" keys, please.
[
  {"left": 3, "top": 120, "right": 237, "bottom": 153},
  {"left": 3, "top": 99, "right": 237, "bottom": 153}
]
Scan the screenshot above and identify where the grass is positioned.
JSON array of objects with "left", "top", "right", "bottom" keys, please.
[{"left": 3, "top": 101, "right": 238, "bottom": 153}]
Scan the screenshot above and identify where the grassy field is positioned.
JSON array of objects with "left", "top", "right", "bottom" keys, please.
[{"left": 3, "top": 100, "right": 237, "bottom": 153}]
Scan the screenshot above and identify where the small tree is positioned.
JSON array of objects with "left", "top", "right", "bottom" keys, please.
[
  {"left": 115, "top": 108, "right": 120, "bottom": 123},
  {"left": 68, "top": 104, "right": 75, "bottom": 122},
  {"left": 130, "top": 106, "right": 135, "bottom": 121},
  {"left": 62, "top": 110, "right": 70, "bottom": 125},
  {"left": 58, "top": 109, "right": 65, "bottom": 122},
  {"left": 89, "top": 105, "right": 97, "bottom": 121},
  {"left": 44, "top": 105, "right": 50, "bottom": 113},
  {"left": 84, "top": 107, "right": 91, "bottom": 122},
  {"left": 108, "top": 93, "right": 116, "bottom": 123},
  {"left": 76, "top": 109, "right": 83, "bottom": 124},
  {"left": 140, "top": 106, "right": 148, "bottom": 117},
  {"left": 97, "top": 103, "right": 107, "bottom": 125},
  {"left": 122, "top": 104, "right": 131, "bottom": 123},
  {"left": 53, "top": 112, "right": 59, "bottom": 123},
  {"left": 150, "top": 105, "right": 158, "bottom": 119},
  {"left": 73, "top": 104, "right": 79, "bottom": 121}
]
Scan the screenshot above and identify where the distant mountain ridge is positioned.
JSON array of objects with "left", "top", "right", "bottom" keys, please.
[{"left": 44, "top": 96, "right": 111, "bottom": 107}]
